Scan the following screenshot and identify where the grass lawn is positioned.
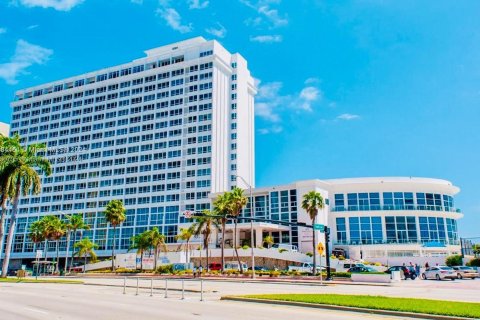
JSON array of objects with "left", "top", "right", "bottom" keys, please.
[
  {"left": 242, "top": 294, "right": 480, "bottom": 319},
  {"left": 0, "top": 278, "right": 83, "bottom": 284}
]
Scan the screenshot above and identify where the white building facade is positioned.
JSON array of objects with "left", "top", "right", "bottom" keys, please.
[
  {"left": 228, "top": 177, "right": 462, "bottom": 265},
  {"left": 6, "top": 37, "right": 255, "bottom": 260}
]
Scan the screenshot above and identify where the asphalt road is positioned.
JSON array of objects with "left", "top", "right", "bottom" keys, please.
[
  {"left": 0, "top": 282, "right": 418, "bottom": 320},
  {"left": 45, "top": 275, "right": 480, "bottom": 302}
]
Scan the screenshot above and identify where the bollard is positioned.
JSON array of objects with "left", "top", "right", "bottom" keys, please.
[
  {"left": 123, "top": 276, "right": 126, "bottom": 294},
  {"left": 150, "top": 278, "right": 153, "bottom": 297},
  {"left": 200, "top": 279, "right": 203, "bottom": 302},
  {"left": 136, "top": 277, "right": 139, "bottom": 296},
  {"left": 164, "top": 278, "right": 168, "bottom": 298},
  {"left": 181, "top": 279, "right": 185, "bottom": 300}
]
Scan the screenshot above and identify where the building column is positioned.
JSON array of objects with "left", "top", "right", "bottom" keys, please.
[{"left": 255, "top": 228, "right": 263, "bottom": 248}]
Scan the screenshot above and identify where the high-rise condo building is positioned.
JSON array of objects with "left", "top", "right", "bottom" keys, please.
[{"left": 7, "top": 37, "right": 255, "bottom": 260}]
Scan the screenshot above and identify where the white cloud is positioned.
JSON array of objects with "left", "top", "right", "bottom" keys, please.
[
  {"left": 337, "top": 113, "right": 360, "bottom": 121},
  {"left": 258, "top": 5, "right": 287, "bottom": 27},
  {"left": 0, "top": 28, "right": 6, "bottom": 34},
  {"left": 258, "top": 126, "right": 282, "bottom": 134},
  {"left": 250, "top": 35, "right": 282, "bottom": 43},
  {"left": 240, "top": 0, "right": 288, "bottom": 29},
  {"left": 297, "top": 86, "right": 321, "bottom": 111},
  {"left": 255, "top": 81, "right": 284, "bottom": 122},
  {"left": 131, "top": 0, "right": 143, "bottom": 4},
  {"left": 27, "top": 24, "right": 39, "bottom": 30},
  {"left": 156, "top": 7, "right": 193, "bottom": 33},
  {"left": 0, "top": 39, "right": 53, "bottom": 85},
  {"left": 18, "top": 0, "right": 84, "bottom": 11},
  {"left": 205, "top": 23, "right": 226, "bottom": 38},
  {"left": 304, "top": 77, "right": 320, "bottom": 84},
  {"left": 188, "top": 0, "right": 208, "bottom": 9},
  {"left": 255, "top": 78, "right": 322, "bottom": 126}
]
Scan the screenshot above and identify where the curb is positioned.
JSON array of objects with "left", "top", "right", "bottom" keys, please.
[{"left": 220, "top": 296, "right": 475, "bottom": 320}]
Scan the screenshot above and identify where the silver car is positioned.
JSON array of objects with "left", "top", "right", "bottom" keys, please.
[
  {"left": 422, "top": 266, "right": 456, "bottom": 280},
  {"left": 452, "top": 266, "right": 479, "bottom": 279}
]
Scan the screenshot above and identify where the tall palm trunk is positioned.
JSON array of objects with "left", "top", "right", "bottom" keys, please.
[
  {"left": 185, "top": 240, "right": 189, "bottom": 263},
  {"left": 1, "top": 181, "right": 20, "bottom": 277},
  {"left": 154, "top": 247, "right": 158, "bottom": 270},
  {"left": 221, "top": 219, "right": 226, "bottom": 273},
  {"left": 312, "top": 218, "right": 317, "bottom": 276},
  {"left": 140, "top": 250, "right": 143, "bottom": 272},
  {"left": 70, "top": 231, "right": 77, "bottom": 272},
  {"left": 205, "top": 239, "right": 209, "bottom": 272},
  {"left": 233, "top": 218, "right": 243, "bottom": 273},
  {"left": 0, "top": 196, "right": 8, "bottom": 266},
  {"left": 55, "top": 239, "right": 60, "bottom": 274},
  {"left": 64, "top": 231, "right": 71, "bottom": 274},
  {"left": 83, "top": 254, "right": 87, "bottom": 273},
  {"left": 111, "top": 226, "right": 116, "bottom": 271}
]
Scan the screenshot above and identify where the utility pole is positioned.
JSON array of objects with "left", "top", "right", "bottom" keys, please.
[{"left": 324, "top": 226, "right": 332, "bottom": 280}]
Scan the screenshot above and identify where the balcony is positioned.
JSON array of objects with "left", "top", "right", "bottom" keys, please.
[
  {"left": 331, "top": 205, "right": 461, "bottom": 213},
  {"left": 333, "top": 239, "right": 461, "bottom": 246}
]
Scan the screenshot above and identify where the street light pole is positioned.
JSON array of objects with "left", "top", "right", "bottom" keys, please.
[{"left": 235, "top": 175, "right": 255, "bottom": 279}]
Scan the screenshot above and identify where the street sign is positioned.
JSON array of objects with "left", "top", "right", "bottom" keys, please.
[
  {"left": 317, "top": 242, "right": 324, "bottom": 255},
  {"left": 313, "top": 224, "right": 324, "bottom": 231}
]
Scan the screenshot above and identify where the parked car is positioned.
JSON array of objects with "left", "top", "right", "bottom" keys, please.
[
  {"left": 421, "top": 266, "right": 456, "bottom": 281},
  {"left": 208, "top": 263, "right": 222, "bottom": 271},
  {"left": 347, "top": 266, "right": 377, "bottom": 273},
  {"left": 272, "top": 244, "right": 298, "bottom": 252},
  {"left": 248, "top": 266, "right": 267, "bottom": 271},
  {"left": 288, "top": 262, "right": 323, "bottom": 273},
  {"left": 452, "top": 266, "right": 479, "bottom": 279},
  {"left": 385, "top": 266, "right": 417, "bottom": 280},
  {"left": 224, "top": 261, "right": 248, "bottom": 271}
]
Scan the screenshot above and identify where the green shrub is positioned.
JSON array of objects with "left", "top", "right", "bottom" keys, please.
[
  {"left": 242, "top": 245, "right": 250, "bottom": 250},
  {"left": 445, "top": 255, "right": 463, "bottom": 267},
  {"left": 332, "top": 271, "right": 351, "bottom": 278},
  {"left": 467, "top": 258, "right": 480, "bottom": 267},
  {"left": 305, "top": 252, "right": 313, "bottom": 257},
  {"left": 278, "top": 248, "right": 288, "bottom": 253},
  {"left": 269, "top": 270, "right": 281, "bottom": 277},
  {"left": 338, "top": 255, "right": 346, "bottom": 260},
  {"left": 156, "top": 264, "right": 174, "bottom": 274},
  {"left": 225, "top": 269, "right": 239, "bottom": 275}
]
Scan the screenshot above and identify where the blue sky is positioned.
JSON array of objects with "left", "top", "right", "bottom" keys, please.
[{"left": 0, "top": 0, "right": 479, "bottom": 237}]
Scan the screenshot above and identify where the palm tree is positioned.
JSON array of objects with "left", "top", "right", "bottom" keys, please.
[
  {"left": 263, "top": 235, "right": 274, "bottom": 249},
  {"left": 0, "top": 140, "right": 51, "bottom": 277},
  {"left": 103, "top": 200, "right": 126, "bottom": 271},
  {"left": 147, "top": 227, "right": 167, "bottom": 270},
  {"left": 176, "top": 226, "right": 195, "bottom": 264},
  {"left": 64, "top": 214, "right": 89, "bottom": 273},
  {"left": 213, "top": 192, "right": 230, "bottom": 272},
  {"left": 0, "top": 134, "right": 22, "bottom": 266},
  {"left": 192, "top": 210, "right": 220, "bottom": 272},
  {"left": 129, "top": 232, "right": 150, "bottom": 271},
  {"left": 28, "top": 219, "right": 46, "bottom": 275},
  {"left": 42, "top": 216, "right": 66, "bottom": 274},
  {"left": 74, "top": 238, "right": 98, "bottom": 273},
  {"left": 301, "top": 191, "right": 325, "bottom": 276},
  {"left": 226, "top": 187, "right": 248, "bottom": 273}
]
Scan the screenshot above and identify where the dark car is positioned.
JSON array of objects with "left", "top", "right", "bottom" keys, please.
[
  {"left": 385, "top": 266, "right": 416, "bottom": 280},
  {"left": 248, "top": 266, "right": 267, "bottom": 271},
  {"left": 347, "top": 266, "right": 377, "bottom": 273}
]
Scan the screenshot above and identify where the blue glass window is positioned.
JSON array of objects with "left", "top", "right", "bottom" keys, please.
[{"left": 336, "top": 218, "right": 347, "bottom": 244}]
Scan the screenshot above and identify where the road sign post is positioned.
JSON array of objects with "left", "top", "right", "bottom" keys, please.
[
  {"left": 317, "top": 242, "right": 324, "bottom": 285},
  {"left": 313, "top": 224, "right": 324, "bottom": 231}
]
